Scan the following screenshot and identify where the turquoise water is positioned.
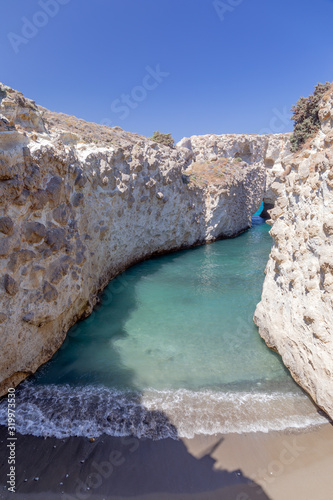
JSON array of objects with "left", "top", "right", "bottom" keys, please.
[
  {"left": 36, "top": 214, "right": 285, "bottom": 391},
  {"left": 0, "top": 210, "right": 327, "bottom": 438}
]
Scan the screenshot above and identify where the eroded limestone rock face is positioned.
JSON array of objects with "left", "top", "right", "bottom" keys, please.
[
  {"left": 0, "top": 83, "right": 285, "bottom": 394},
  {"left": 177, "top": 132, "right": 292, "bottom": 210},
  {"left": 254, "top": 86, "right": 333, "bottom": 419}
]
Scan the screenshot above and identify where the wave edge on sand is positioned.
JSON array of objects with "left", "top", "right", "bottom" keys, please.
[{"left": 0, "top": 383, "right": 328, "bottom": 439}]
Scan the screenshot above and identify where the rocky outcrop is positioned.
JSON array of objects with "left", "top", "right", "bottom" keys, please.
[
  {"left": 254, "top": 86, "right": 333, "bottom": 419},
  {"left": 177, "top": 132, "right": 292, "bottom": 216},
  {"left": 0, "top": 84, "right": 286, "bottom": 394}
]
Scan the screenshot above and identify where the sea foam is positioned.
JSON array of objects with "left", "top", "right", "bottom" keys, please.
[{"left": 0, "top": 382, "right": 328, "bottom": 439}]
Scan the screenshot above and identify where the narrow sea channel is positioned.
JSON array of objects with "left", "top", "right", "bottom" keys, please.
[{"left": 0, "top": 209, "right": 327, "bottom": 438}]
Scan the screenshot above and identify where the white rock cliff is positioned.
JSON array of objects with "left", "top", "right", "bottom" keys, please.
[
  {"left": 177, "top": 132, "right": 292, "bottom": 214},
  {"left": 0, "top": 84, "right": 290, "bottom": 394},
  {"left": 255, "top": 86, "right": 333, "bottom": 419}
]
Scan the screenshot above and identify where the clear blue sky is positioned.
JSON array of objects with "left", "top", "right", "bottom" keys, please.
[{"left": 1, "top": 0, "right": 333, "bottom": 142}]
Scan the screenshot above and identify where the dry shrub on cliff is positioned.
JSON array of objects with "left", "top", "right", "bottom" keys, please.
[
  {"left": 290, "top": 82, "right": 331, "bottom": 152},
  {"left": 150, "top": 131, "right": 175, "bottom": 148}
]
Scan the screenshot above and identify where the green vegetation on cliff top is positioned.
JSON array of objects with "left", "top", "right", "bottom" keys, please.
[{"left": 290, "top": 81, "right": 331, "bottom": 152}]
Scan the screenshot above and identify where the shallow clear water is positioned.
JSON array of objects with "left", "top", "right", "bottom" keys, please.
[
  {"left": 0, "top": 209, "right": 327, "bottom": 438},
  {"left": 35, "top": 214, "right": 287, "bottom": 391}
]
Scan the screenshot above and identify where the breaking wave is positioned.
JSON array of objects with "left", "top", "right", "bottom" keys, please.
[{"left": 0, "top": 382, "right": 328, "bottom": 440}]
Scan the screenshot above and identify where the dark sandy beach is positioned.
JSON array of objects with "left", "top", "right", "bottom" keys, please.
[{"left": 1, "top": 424, "right": 332, "bottom": 500}]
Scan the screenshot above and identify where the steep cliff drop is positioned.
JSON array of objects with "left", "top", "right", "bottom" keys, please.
[{"left": 255, "top": 85, "right": 333, "bottom": 420}]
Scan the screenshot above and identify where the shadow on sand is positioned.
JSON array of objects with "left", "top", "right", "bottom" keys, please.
[
  {"left": 0, "top": 418, "right": 271, "bottom": 500},
  {"left": 0, "top": 242, "right": 271, "bottom": 499}
]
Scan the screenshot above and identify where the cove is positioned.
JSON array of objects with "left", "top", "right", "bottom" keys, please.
[
  {"left": 0, "top": 210, "right": 327, "bottom": 439},
  {"left": 34, "top": 211, "right": 285, "bottom": 391}
]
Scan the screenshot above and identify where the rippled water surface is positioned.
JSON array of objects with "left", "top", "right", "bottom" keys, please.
[{"left": 0, "top": 209, "right": 327, "bottom": 438}]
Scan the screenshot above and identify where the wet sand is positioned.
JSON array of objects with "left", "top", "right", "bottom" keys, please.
[{"left": 1, "top": 424, "right": 333, "bottom": 500}]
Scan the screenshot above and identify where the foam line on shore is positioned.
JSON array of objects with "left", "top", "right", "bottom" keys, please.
[{"left": 0, "top": 383, "right": 328, "bottom": 439}]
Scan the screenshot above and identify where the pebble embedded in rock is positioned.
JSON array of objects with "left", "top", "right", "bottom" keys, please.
[
  {"left": 0, "top": 216, "right": 14, "bottom": 235},
  {"left": 4, "top": 274, "right": 19, "bottom": 296}
]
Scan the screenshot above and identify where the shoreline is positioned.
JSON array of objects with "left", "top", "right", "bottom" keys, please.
[{"left": 1, "top": 423, "right": 332, "bottom": 500}]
